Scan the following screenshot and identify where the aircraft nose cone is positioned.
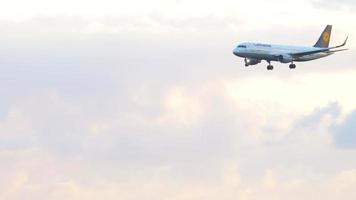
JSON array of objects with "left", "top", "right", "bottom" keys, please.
[{"left": 233, "top": 48, "right": 239, "bottom": 56}]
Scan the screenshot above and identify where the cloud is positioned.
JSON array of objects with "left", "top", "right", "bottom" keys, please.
[
  {"left": 1, "top": 164, "right": 356, "bottom": 200},
  {"left": 293, "top": 102, "right": 340, "bottom": 130},
  {"left": 313, "top": 0, "right": 356, "bottom": 10},
  {"left": 0, "top": 0, "right": 313, "bottom": 22},
  {"left": 333, "top": 110, "right": 356, "bottom": 148},
  {"left": 0, "top": 15, "right": 356, "bottom": 199}
]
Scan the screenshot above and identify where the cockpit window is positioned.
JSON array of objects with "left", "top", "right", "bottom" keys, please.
[{"left": 238, "top": 45, "right": 247, "bottom": 48}]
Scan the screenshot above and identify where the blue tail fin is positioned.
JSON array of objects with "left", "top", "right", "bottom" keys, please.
[{"left": 314, "top": 25, "right": 332, "bottom": 48}]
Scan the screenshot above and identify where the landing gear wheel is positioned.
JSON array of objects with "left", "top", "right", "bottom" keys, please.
[
  {"left": 289, "top": 64, "right": 296, "bottom": 69},
  {"left": 244, "top": 58, "right": 249, "bottom": 67},
  {"left": 267, "top": 65, "right": 274, "bottom": 70}
]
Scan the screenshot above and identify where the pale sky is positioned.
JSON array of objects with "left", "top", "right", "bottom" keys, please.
[{"left": 0, "top": 0, "right": 356, "bottom": 199}]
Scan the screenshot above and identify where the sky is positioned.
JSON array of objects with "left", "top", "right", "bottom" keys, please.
[{"left": 0, "top": 0, "right": 356, "bottom": 199}]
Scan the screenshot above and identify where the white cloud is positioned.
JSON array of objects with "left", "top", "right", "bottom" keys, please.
[
  {"left": 1, "top": 163, "right": 356, "bottom": 200},
  {"left": 0, "top": 5, "right": 355, "bottom": 199}
]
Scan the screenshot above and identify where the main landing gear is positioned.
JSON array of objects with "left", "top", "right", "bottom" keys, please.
[
  {"left": 289, "top": 63, "right": 296, "bottom": 69},
  {"left": 266, "top": 61, "right": 296, "bottom": 70},
  {"left": 267, "top": 61, "right": 273, "bottom": 70}
]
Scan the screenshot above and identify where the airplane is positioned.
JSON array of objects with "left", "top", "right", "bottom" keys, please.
[{"left": 232, "top": 25, "right": 348, "bottom": 70}]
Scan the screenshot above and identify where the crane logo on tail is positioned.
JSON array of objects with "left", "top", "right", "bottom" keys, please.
[{"left": 323, "top": 32, "right": 330, "bottom": 42}]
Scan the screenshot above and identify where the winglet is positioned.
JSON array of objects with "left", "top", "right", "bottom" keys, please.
[
  {"left": 342, "top": 36, "right": 349, "bottom": 46},
  {"left": 334, "top": 36, "right": 348, "bottom": 49}
]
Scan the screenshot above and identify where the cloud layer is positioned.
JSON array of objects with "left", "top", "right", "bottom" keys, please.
[{"left": 0, "top": 1, "right": 356, "bottom": 199}]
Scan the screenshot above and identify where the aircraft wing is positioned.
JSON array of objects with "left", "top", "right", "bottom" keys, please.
[{"left": 290, "top": 36, "right": 348, "bottom": 57}]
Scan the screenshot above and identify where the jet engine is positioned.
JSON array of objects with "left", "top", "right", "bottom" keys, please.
[
  {"left": 244, "top": 58, "right": 261, "bottom": 66},
  {"left": 278, "top": 54, "right": 293, "bottom": 63}
]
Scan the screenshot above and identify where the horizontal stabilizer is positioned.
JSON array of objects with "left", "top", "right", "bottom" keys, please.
[{"left": 328, "top": 49, "right": 348, "bottom": 53}]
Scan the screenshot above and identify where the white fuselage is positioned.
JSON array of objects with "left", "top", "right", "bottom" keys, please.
[{"left": 233, "top": 42, "right": 333, "bottom": 62}]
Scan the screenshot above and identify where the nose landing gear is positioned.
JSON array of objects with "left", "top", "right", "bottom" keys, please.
[{"left": 244, "top": 58, "right": 249, "bottom": 67}]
